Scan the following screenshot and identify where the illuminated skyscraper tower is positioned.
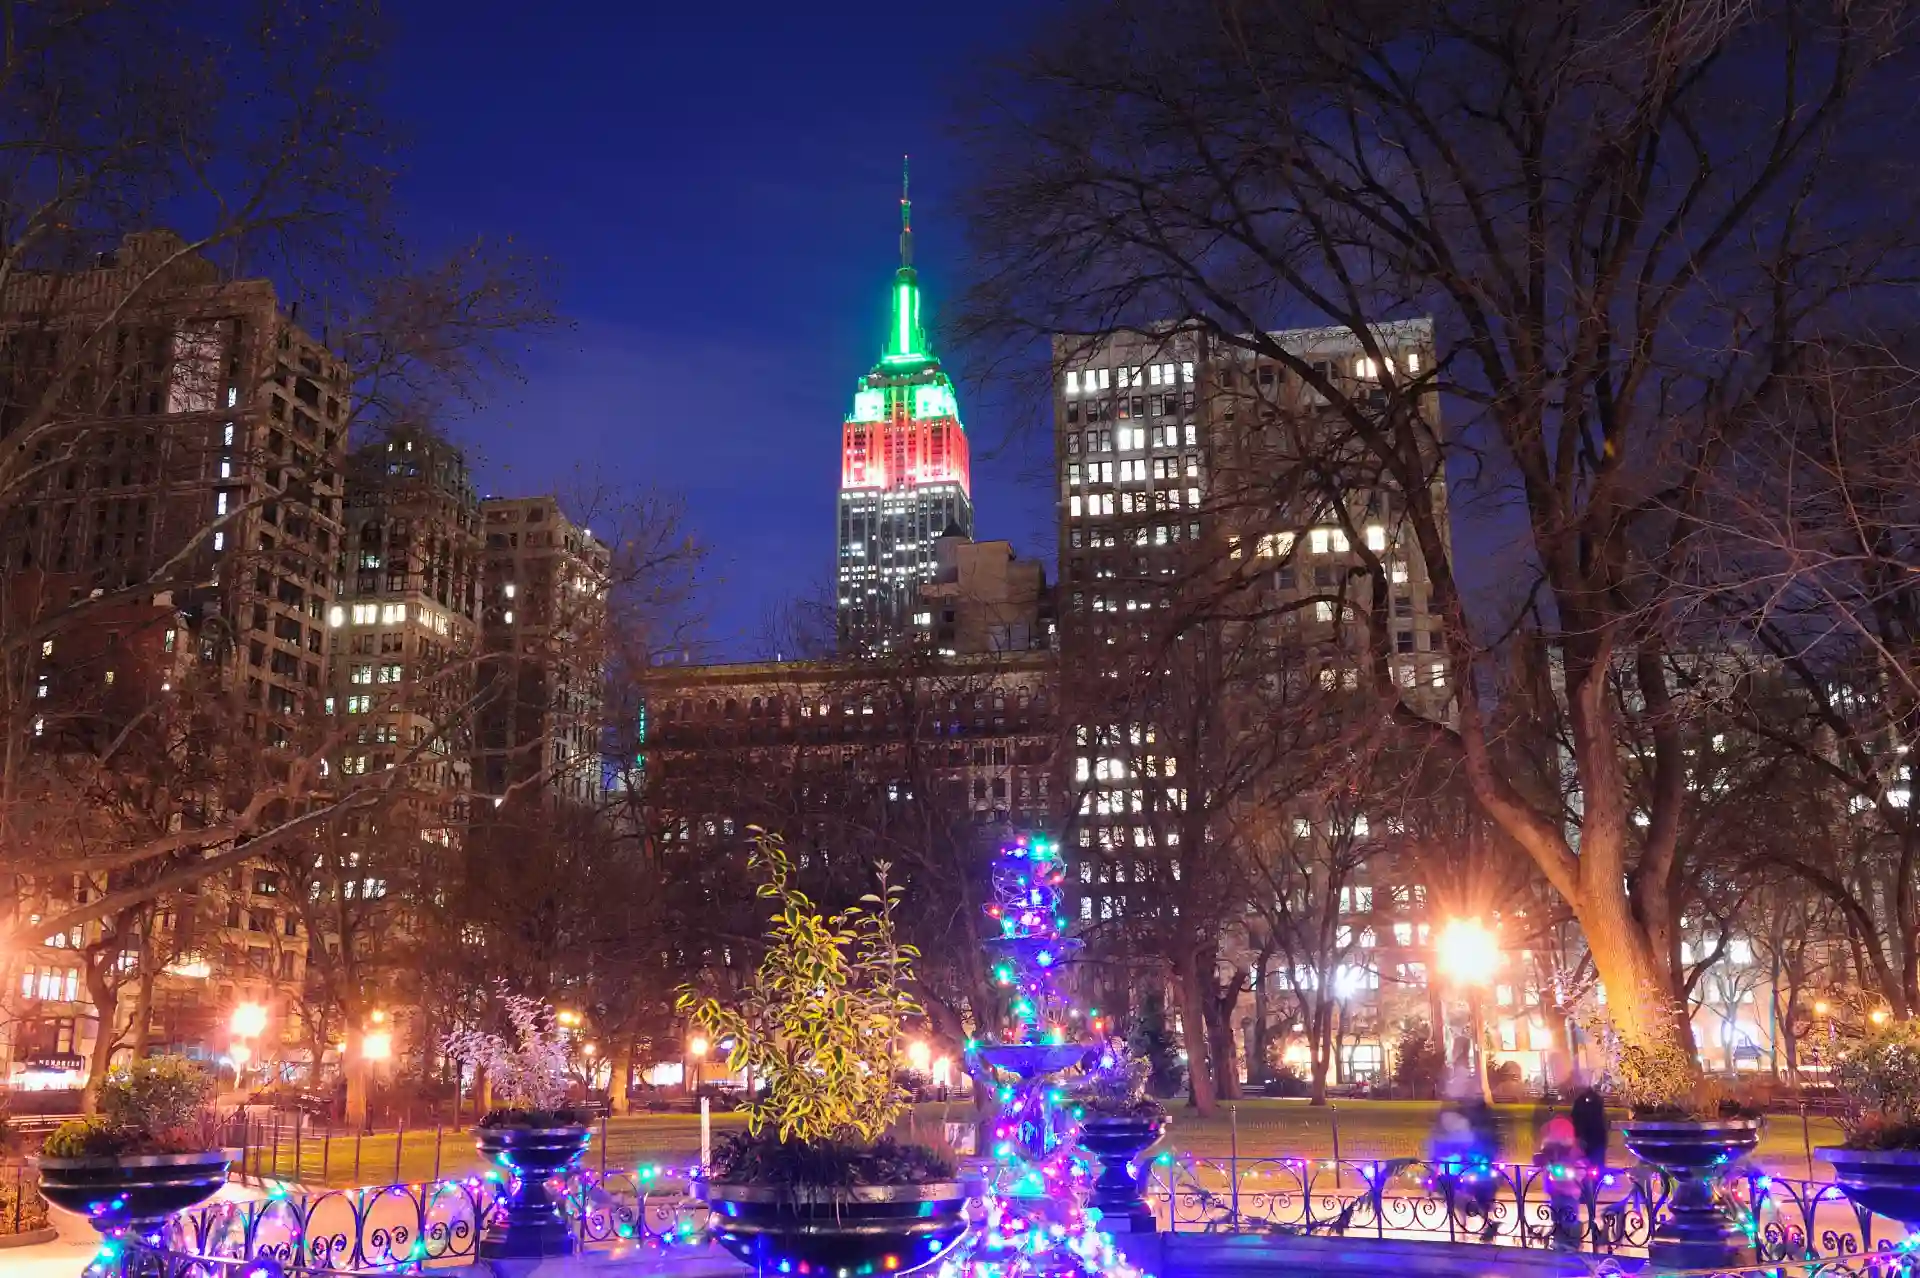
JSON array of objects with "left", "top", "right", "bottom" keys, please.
[{"left": 836, "top": 160, "right": 973, "bottom": 653}]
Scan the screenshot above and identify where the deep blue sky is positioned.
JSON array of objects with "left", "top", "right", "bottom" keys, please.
[{"left": 389, "top": 1, "right": 1054, "bottom": 658}]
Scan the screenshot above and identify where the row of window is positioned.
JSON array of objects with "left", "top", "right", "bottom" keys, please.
[
  {"left": 1068, "top": 423, "right": 1199, "bottom": 454},
  {"left": 1064, "top": 362, "right": 1195, "bottom": 395},
  {"left": 1068, "top": 488, "right": 1202, "bottom": 519}
]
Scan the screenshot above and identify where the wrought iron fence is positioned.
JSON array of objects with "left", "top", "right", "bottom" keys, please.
[
  {"left": 1142, "top": 1156, "right": 1910, "bottom": 1261},
  {"left": 0, "top": 1158, "right": 49, "bottom": 1237},
  {"left": 115, "top": 1165, "right": 706, "bottom": 1276}
]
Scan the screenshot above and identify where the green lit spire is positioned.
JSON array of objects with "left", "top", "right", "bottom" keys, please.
[{"left": 883, "top": 155, "right": 930, "bottom": 364}]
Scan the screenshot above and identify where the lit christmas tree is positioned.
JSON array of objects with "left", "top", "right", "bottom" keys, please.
[{"left": 945, "top": 833, "right": 1152, "bottom": 1278}]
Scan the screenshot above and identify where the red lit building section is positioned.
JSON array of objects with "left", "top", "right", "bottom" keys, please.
[{"left": 840, "top": 412, "right": 971, "bottom": 494}]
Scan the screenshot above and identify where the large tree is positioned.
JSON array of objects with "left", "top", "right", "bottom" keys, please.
[{"left": 958, "top": 0, "right": 1918, "bottom": 1056}]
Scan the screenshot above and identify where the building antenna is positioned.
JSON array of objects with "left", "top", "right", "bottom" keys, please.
[{"left": 899, "top": 154, "right": 913, "bottom": 269}]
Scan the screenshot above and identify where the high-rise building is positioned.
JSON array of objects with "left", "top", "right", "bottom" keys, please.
[
  {"left": 1052, "top": 322, "right": 1448, "bottom": 1078},
  {"left": 331, "top": 425, "right": 481, "bottom": 796},
  {"left": 836, "top": 165, "right": 973, "bottom": 653},
  {"left": 0, "top": 229, "right": 350, "bottom": 1084},
  {"left": 476, "top": 496, "right": 611, "bottom": 807}
]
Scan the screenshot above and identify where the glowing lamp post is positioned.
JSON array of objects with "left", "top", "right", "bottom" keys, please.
[
  {"left": 362, "top": 1030, "right": 393, "bottom": 1063},
  {"left": 1437, "top": 918, "right": 1500, "bottom": 1103},
  {"left": 688, "top": 1034, "right": 709, "bottom": 1093}
]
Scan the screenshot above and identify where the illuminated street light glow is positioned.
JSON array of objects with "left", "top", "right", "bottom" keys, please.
[
  {"left": 1437, "top": 918, "right": 1500, "bottom": 985},
  {"left": 906, "top": 1039, "right": 932, "bottom": 1071},
  {"left": 230, "top": 1003, "right": 267, "bottom": 1038},
  {"left": 229, "top": 1043, "right": 252, "bottom": 1067},
  {"left": 362, "top": 1031, "right": 392, "bottom": 1062},
  {"left": 688, "top": 1035, "right": 710, "bottom": 1058}
]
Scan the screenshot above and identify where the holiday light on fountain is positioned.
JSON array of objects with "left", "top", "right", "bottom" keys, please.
[{"left": 944, "top": 832, "right": 1153, "bottom": 1278}]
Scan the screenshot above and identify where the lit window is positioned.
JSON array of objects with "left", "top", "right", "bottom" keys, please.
[
  {"left": 1310, "top": 528, "right": 1329, "bottom": 554},
  {"left": 1066, "top": 371, "right": 1080, "bottom": 395},
  {"left": 104, "top": 670, "right": 115, "bottom": 685},
  {"left": 1405, "top": 351, "right": 1421, "bottom": 374},
  {"left": 1355, "top": 356, "right": 1378, "bottom": 380},
  {"left": 505, "top": 583, "right": 517, "bottom": 599},
  {"left": 1366, "top": 525, "right": 1386, "bottom": 552},
  {"left": 328, "top": 606, "right": 345, "bottom": 628},
  {"left": 1316, "top": 602, "right": 1334, "bottom": 623},
  {"left": 503, "top": 610, "right": 515, "bottom": 625},
  {"left": 1258, "top": 531, "right": 1295, "bottom": 559},
  {"left": 40, "top": 640, "right": 52, "bottom": 657},
  {"left": 1069, "top": 495, "right": 1082, "bottom": 518},
  {"left": 380, "top": 604, "right": 406, "bottom": 624},
  {"left": 1391, "top": 561, "right": 1409, "bottom": 584}
]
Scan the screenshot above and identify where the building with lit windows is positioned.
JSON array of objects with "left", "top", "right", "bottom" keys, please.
[
  {"left": 1052, "top": 321, "right": 1454, "bottom": 1085},
  {"left": 476, "top": 496, "right": 611, "bottom": 807},
  {"left": 0, "top": 229, "right": 348, "bottom": 1087},
  {"left": 836, "top": 168, "right": 973, "bottom": 653}
]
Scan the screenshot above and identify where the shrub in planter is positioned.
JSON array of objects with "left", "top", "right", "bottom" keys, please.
[
  {"left": 35, "top": 1058, "right": 234, "bottom": 1236},
  {"left": 1818, "top": 1020, "right": 1920, "bottom": 1227},
  {"left": 1614, "top": 1035, "right": 1760, "bottom": 1271},
  {"left": 1070, "top": 1043, "right": 1165, "bottom": 1228},
  {"left": 678, "top": 834, "right": 966, "bottom": 1275},
  {"left": 445, "top": 990, "right": 591, "bottom": 1258}
]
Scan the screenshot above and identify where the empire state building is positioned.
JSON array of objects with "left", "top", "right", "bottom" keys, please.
[{"left": 835, "top": 163, "right": 973, "bottom": 653}]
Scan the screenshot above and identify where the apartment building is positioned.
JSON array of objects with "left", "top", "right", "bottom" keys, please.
[
  {"left": 476, "top": 497, "right": 611, "bottom": 807},
  {"left": 0, "top": 230, "right": 349, "bottom": 1086},
  {"left": 330, "top": 426, "right": 481, "bottom": 793},
  {"left": 913, "top": 531, "right": 1055, "bottom": 657},
  {"left": 1052, "top": 321, "right": 1451, "bottom": 1083}
]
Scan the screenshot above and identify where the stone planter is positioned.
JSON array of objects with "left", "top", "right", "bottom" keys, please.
[
  {"left": 472, "top": 1124, "right": 592, "bottom": 1259},
  {"left": 1621, "top": 1118, "right": 1761, "bottom": 1271},
  {"left": 34, "top": 1148, "right": 237, "bottom": 1238},
  {"left": 1078, "top": 1114, "right": 1166, "bottom": 1231},
  {"left": 1817, "top": 1146, "right": 1920, "bottom": 1229},
  {"left": 700, "top": 1179, "right": 971, "bottom": 1275}
]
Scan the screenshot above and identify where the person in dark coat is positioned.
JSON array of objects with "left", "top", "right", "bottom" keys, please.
[{"left": 1570, "top": 1086, "right": 1608, "bottom": 1169}]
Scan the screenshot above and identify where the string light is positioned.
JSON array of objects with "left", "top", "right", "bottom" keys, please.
[{"left": 948, "top": 834, "right": 1155, "bottom": 1278}]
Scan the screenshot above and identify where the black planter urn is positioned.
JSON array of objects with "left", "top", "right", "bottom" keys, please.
[
  {"left": 35, "top": 1147, "right": 238, "bottom": 1265},
  {"left": 1077, "top": 1115, "right": 1166, "bottom": 1231},
  {"left": 1817, "top": 1147, "right": 1920, "bottom": 1229},
  {"left": 1621, "top": 1118, "right": 1761, "bottom": 1271},
  {"left": 700, "top": 1179, "right": 971, "bottom": 1275},
  {"left": 473, "top": 1124, "right": 593, "bottom": 1259}
]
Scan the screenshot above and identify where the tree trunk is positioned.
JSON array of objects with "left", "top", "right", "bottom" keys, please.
[
  {"left": 609, "top": 1041, "right": 632, "bottom": 1115},
  {"left": 81, "top": 957, "right": 120, "bottom": 1114},
  {"left": 346, "top": 1040, "right": 370, "bottom": 1131},
  {"left": 1308, "top": 998, "right": 1333, "bottom": 1105},
  {"left": 1172, "top": 948, "right": 1218, "bottom": 1116},
  {"left": 128, "top": 959, "right": 157, "bottom": 1061}
]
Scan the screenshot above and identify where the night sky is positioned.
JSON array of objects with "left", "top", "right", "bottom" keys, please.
[{"left": 388, "top": 1, "right": 1055, "bottom": 658}]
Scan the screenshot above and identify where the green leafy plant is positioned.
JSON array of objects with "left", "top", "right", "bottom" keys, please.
[
  {"left": 1615, "top": 1037, "right": 1756, "bottom": 1120},
  {"left": 41, "top": 1058, "right": 220, "bottom": 1158},
  {"left": 676, "top": 833, "right": 922, "bottom": 1149},
  {"left": 1835, "top": 1020, "right": 1920, "bottom": 1150}
]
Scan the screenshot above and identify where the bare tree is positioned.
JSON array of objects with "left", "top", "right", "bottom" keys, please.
[
  {"left": 0, "top": 0, "right": 555, "bottom": 960},
  {"left": 957, "top": 0, "right": 1918, "bottom": 1058}
]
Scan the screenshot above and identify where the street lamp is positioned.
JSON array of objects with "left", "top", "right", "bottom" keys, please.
[
  {"left": 1437, "top": 918, "right": 1500, "bottom": 1103},
  {"left": 688, "top": 1034, "right": 710, "bottom": 1093},
  {"left": 1872, "top": 1008, "right": 1891, "bottom": 1026},
  {"left": 362, "top": 1030, "right": 392, "bottom": 1062},
  {"left": 906, "top": 1039, "right": 932, "bottom": 1072}
]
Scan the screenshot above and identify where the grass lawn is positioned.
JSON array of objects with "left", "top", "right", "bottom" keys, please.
[{"left": 238, "top": 1099, "right": 1846, "bottom": 1190}]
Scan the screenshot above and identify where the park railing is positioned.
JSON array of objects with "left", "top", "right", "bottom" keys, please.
[
  {"left": 224, "top": 1111, "right": 641, "bottom": 1188},
  {"left": 1142, "top": 1155, "right": 1908, "bottom": 1261},
  {"left": 0, "top": 1158, "right": 50, "bottom": 1240},
  {"left": 123, "top": 1164, "right": 706, "bottom": 1275}
]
